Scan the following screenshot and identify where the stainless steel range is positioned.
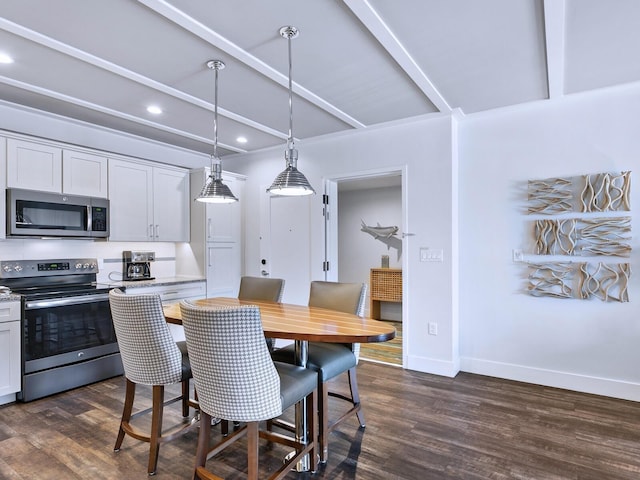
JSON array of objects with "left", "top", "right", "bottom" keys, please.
[{"left": 0, "top": 258, "right": 123, "bottom": 402}]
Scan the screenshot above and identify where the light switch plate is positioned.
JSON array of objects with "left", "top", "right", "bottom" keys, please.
[{"left": 420, "top": 248, "right": 443, "bottom": 262}]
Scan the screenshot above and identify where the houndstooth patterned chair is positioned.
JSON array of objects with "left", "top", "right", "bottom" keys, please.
[
  {"left": 109, "top": 288, "right": 198, "bottom": 476},
  {"left": 238, "top": 276, "right": 285, "bottom": 352},
  {"left": 180, "top": 301, "right": 318, "bottom": 480},
  {"left": 271, "top": 280, "right": 367, "bottom": 463}
]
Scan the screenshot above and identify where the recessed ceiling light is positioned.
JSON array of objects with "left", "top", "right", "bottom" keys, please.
[
  {"left": 0, "top": 53, "right": 14, "bottom": 64},
  {"left": 236, "top": 136, "right": 248, "bottom": 144},
  {"left": 146, "top": 105, "right": 162, "bottom": 114}
]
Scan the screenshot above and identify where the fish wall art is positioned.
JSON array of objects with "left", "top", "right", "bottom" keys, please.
[{"left": 360, "top": 219, "right": 402, "bottom": 259}]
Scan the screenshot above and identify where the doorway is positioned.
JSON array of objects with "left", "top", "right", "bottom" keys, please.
[{"left": 324, "top": 169, "right": 405, "bottom": 367}]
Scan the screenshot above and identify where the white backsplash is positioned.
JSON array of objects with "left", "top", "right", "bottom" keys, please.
[{"left": 0, "top": 239, "right": 190, "bottom": 284}]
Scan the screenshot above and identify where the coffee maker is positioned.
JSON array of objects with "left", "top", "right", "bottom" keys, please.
[{"left": 122, "top": 251, "right": 155, "bottom": 281}]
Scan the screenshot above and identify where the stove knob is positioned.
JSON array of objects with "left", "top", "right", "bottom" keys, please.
[
  {"left": 90, "top": 263, "right": 97, "bottom": 269},
  {"left": 2, "top": 265, "right": 12, "bottom": 272},
  {"left": 83, "top": 263, "right": 90, "bottom": 269},
  {"left": 14, "top": 265, "right": 23, "bottom": 272},
  {"left": 76, "top": 263, "right": 83, "bottom": 270}
]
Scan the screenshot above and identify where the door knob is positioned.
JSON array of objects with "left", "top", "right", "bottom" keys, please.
[{"left": 261, "top": 270, "right": 269, "bottom": 277}]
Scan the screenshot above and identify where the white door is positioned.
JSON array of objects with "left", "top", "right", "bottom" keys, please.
[{"left": 260, "top": 192, "right": 311, "bottom": 305}]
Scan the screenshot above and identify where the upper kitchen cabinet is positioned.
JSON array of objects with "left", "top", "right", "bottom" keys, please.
[
  {"left": 6, "top": 137, "right": 108, "bottom": 198},
  {"left": 108, "top": 158, "right": 189, "bottom": 242},
  {"left": 6, "top": 138, "right": 62, "bottom": 193},
  {"left": 62, "top": 150, "right": 108, "bottom": 197}
]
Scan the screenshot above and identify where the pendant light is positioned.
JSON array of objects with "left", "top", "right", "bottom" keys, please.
[
  {"left": 267, "top": 26, "right": 315, "bottom": 196},
  {"left": 196, "top": 60, "right": 238, "bottom": 203}
]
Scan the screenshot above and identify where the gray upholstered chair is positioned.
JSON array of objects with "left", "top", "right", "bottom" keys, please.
[
  {"left": 238, "top": 275, "right": 285, "bottom": 303},
  {"left": 108, "top": 288, "right": 198, "bottom": 476},
  {"left": 238, "top": 276, "right": 285, "bottom": 352},
  {"left": 271, "top": 280, "right": 367, "bottom": 463},
  {"left": 179, "top": 301, "right": 318, "bottom": 480}
]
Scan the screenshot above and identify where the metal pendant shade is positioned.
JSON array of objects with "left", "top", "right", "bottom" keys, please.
[
  {"left": 196, "top": 60, "right": 238, "bottom": 203},
  {"left": 267, "top": 26, "right": 315, "bottom": 196}
]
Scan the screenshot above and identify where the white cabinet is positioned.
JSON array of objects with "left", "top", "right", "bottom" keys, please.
[
  {"left": 6, "top": 138, "right": 62, "bottom": 193},
  {"left": 182, "top": 168, "right": 244, "bottom": 297},
  {"left": 0, "top": 137, "right": 6, "bottom": 239},
  {"left": 108, "top": 159, "right": 189, "bottom": 242},
  {"left": 0, "top": 301, "right": 21, "bottom": 404},
  {"left": 62, "top": 149, "right": 108, "bottom": 197},
  {"left": 6, "top": 137, "right": 108, "bottom": 197},
  {"left": 123, "top": 281, "right": 206, "bottom": 343},
  {"left": 152, "top": 167, "right": 190, "bottom": 242}
]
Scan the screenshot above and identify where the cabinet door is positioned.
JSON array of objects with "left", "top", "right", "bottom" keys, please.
[
  {"left": 62, "top": 150, "right": 108, "bottom": 197},
  {"left": 206, "top": 243, "right": 240, "bottom": 297},
  {"left": 0, "top": 302, "right": 21, "bottom": 397},
  {"left": 205, "top": 176, "right": 241, "bottom": 242},
  {"left": 108, "top": 159, "right": 154, "bottom": 241},
  {"left": 153, "top": 167, "right": 189, "bottom": 242},
  {"left": 6, "top": 138, "right": 62, "bottom": 192}
]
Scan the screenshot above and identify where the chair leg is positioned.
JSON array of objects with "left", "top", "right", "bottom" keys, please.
[
  {"left": 307, "top": 388, "right": 319, "bottom": 472},
  {"left": 247, "top": 422, "right": 259, "bottom": 480},
  {"left": 148, "top": 385, "right": 165, "bottom": 476},
  {"left": 193, "top": 411, "right": 212, "bottom": 480},
  {"left": 347, "top": 367, "right": 365, "bottom": 427},
  {"left": 115, "top": 378, "right": 136, "bottom": 451},
  {"left": 182, "top": 379, "right": 190, "bottom": 417},
  {"left": 318, "top": 381, "right": 330, "bottom": 463}
]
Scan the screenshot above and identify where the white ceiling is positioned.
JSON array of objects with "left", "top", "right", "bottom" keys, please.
[{"left": 1, "top": 0, "right": 639, "bottom": 162}]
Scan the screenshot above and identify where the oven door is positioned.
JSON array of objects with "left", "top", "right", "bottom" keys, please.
[{"left": 22, "top": 293, "right": 119, "bottom": 374}]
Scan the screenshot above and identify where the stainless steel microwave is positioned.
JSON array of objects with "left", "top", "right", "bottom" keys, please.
[{"left": 6, "top": 188, "right": 109, "bottom": 238}]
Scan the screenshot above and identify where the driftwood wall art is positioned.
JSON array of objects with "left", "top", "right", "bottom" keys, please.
[
  {"left": 523, "top": 170, "right": 631, "bottom": 302},
  {"left": 528, "top": 262, "right": 630, "bottom": 302},
  {"left": 534, "top": 217, "right": 631, "bottom": 257}
]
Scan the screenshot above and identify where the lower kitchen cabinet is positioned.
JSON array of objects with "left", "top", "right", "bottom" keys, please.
[
  {"left": 0, "top": 301, "right": 21, "bottom": 404},
  {"left": 122, "top": 280, "right": 206, "bottom": 342}
]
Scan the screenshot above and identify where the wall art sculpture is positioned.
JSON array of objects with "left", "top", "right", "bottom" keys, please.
[
  {"left": 578, "top": 262, "right": 630, "bottom": 302},
  {"left": 534, "top": 217, "right": 631, "bottom": 257},
  {"left": 528, "top": 177, "right": 573, "bottom": 214},
  {"left": 524, "top": 170, "right": 631, "bottom": 302},
  {"left": 581, "top": 171, "right": 631, "bottom": 213},
  {"left": 528, "top": 262, "right": 630, "bottom": 302}
]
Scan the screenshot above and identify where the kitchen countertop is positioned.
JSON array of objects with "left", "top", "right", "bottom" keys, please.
[{"left": 110, "top": 276, "right": 205, "bottom": 289}]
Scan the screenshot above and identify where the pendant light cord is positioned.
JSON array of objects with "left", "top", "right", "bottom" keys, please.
[
  {"left": 287, "top": 32, "right": 294, "bottom": 152},
  {"left": 213, "top": 63, "right": 219, "bottom": 160}
]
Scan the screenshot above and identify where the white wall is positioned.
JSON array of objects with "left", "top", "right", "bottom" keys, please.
[
  {"left": 339, "top": 186, "right": 402, "bottom": 319},
  {"left": 458, "top": 82, "right": 640, "bottom": 401},
  {"left": 228, "top": 114, "right": 459, "bottom": 376}
]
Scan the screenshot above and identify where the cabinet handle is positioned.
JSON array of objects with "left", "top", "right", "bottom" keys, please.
[
  {"left": 207, "top": 218, "right": 212, "bottom": 240},
  {"left": 149, "top": 224, "right": 154, "bottom": 239},
  {"left": 155, "top": 224, "right": 159, "bottom": 238}
]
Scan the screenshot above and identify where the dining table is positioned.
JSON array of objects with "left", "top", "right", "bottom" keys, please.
[{"left": 163, "top": 296, "right": 396, "bottom": 471}]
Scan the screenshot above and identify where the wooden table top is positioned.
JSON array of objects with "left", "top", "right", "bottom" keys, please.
[{"left": 163, "top": 297, "right": 396, "bottom": 344}]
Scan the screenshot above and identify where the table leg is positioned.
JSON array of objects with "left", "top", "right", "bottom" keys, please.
[{"left": 293, "top": 339, "right": 311, "bottom": 472}]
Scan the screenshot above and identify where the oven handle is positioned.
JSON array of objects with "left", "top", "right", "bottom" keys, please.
[{"left": 25, "top": 293, "right": 110, "bottom": 310}]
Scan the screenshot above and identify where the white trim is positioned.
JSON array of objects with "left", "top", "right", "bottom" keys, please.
[
  {"left": 406, "top": 354, "right": 460, "bottom": 378},
  {"left": 460, "top": 357, "right": 640, "bottom": 402}
]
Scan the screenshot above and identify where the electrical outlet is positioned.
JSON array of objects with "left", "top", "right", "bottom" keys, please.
[{"left": 428, "top": 322, "right": 438, "bottom": 336}]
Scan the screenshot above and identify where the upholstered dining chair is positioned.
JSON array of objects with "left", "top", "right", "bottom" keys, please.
[
  {"left": 108, "top": 288, "right": 199, "bottom": 476},
  {"left": 238, "top": 275, "right": 285, "bottom": 352},
  {"left": 270, "top": 280, "right": 367, "bottom": 463},
  {"left": 179, "top": 301, "right": 318, "bottom": 480}
]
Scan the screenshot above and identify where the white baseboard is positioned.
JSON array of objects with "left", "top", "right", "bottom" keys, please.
[
  {"left": 460, "top": 357, "right": 640, "bottom": 402},
  {"left": 406, "top": 354, "right": 460, "bottom": 377},
  {"left": 0, "top": 393, "right": 16, "bottom": 406}
]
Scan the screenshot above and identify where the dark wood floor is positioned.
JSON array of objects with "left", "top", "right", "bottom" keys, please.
[{"left": 1, "top": 361, "right": 639, "bottom": 479}]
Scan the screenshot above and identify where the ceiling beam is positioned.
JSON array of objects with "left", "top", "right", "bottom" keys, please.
[
  {"left": 344, "top": 0, "right": 451, "bottom": 113},
  {"left": 543, "top": 0, "right": 566, "bottom": 99},
  {"left": 0, "top": 16, "right": 284, "bottom": 143},
  {"left": 138, "top": 0, "right": 366, "bottom": 129}
]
